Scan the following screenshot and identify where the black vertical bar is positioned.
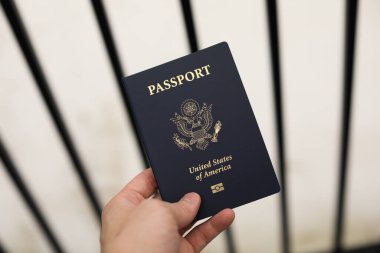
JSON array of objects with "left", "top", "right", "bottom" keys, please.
[
  {"left": 89, "top": 0, "right": 149, "bottom": 168},
  {"left": 225, "top": 227, "right": 237, "bottom": 253},
  {"left": 179, "top": 1, "right": 236, "bottom": 253},
  {"left": 0, "top": 240, "right": 7, "bottom": 253},
  {"left": 0, "top": 137, "right": 65, "bottom": 253},
  {"left": 265, "top": 1, "right": 290, "bottom": 253},
  {"left": 334, "top": 0, "right": 359, "bottom": 252},
  {"left": 180, "top": 0, "right": 199, "bottom": 52},
  {"left": 0, "top": 0, "right": 102, "bottom": 220}
]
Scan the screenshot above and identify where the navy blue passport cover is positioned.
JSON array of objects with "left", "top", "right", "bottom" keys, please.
[{"left": 123, "top": 42, "right": 280, "bottom": 220}]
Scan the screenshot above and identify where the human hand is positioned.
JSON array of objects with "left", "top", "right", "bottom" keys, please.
[{"left": 100, "top": 168, "right": 235, "bottom": 253}]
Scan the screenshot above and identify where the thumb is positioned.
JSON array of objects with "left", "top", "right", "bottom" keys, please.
[{"left": 170, "top": 192, "right": 201, "bottom": 229}]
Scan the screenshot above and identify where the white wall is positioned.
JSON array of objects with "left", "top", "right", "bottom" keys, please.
[{"left": 0, "top": 0, "right": 379, "bottom": 252}]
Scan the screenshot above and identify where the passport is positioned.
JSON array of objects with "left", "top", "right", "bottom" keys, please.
[{"left": 123, "top": 42, "right": 280, "bottom": 220}]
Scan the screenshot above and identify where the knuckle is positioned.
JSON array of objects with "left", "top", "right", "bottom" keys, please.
[
  {"left": 123, "top": 190, "right": 144, "bottom": 205},
  {"left": 177, "top": 201, "right": 195, "bottom": 217},
  {"left": 198, "top": 229, "right": 209, "bottom": 246},
  {"left": 182, "top": 199, "right": 196, "bottom": 213},
  {"left": 101, "top": 196, "right": 121, "bottom": 222},
  {"left": 101, "top": 201, "right": 113, "bottom": 222}
]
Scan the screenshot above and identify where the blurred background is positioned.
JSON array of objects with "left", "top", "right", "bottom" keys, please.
[{"left": 0, "top": 0, "right": 379, "bottom": 252}]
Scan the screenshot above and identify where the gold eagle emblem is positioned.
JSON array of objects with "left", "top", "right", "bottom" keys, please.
[{"left": 170, "top": 99, "right": 222, "bottom": 151}]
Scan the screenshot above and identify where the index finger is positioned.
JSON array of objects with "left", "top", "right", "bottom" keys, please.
[
  {"left": 184, "top": 208, "right": 235, "bottom": 252},
  {"left": 118, "top": 168, "right": 157, "bottom": 200}
]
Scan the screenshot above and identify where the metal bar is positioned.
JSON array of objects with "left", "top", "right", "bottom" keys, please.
[
  {"left": 0, "top": 137, "right": 65, "bottom": 253},
  {"left": 180, "top": 0, "right": 199, "bottom": 52},
  {"left": 89, "top": 0, "right": 149, "bottom": 168},
  {"left": 265, "top": 0, "right": 290, "bottom": 253},
  {"left": 0, "top": 0, "right": 102, "bottom": 220},
  {"left": 334, "top": 0, "right": 359, "bottom": 252},
  {"left": 0, "top": 240, "right": 7, "bottom": 253},
  {"left": 225, "top": 227, "right": 237, "bottom": 253}
]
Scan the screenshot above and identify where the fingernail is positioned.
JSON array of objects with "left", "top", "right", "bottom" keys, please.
[{"left": 182, "top": 192, "right": 199, "bottom": 205}]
